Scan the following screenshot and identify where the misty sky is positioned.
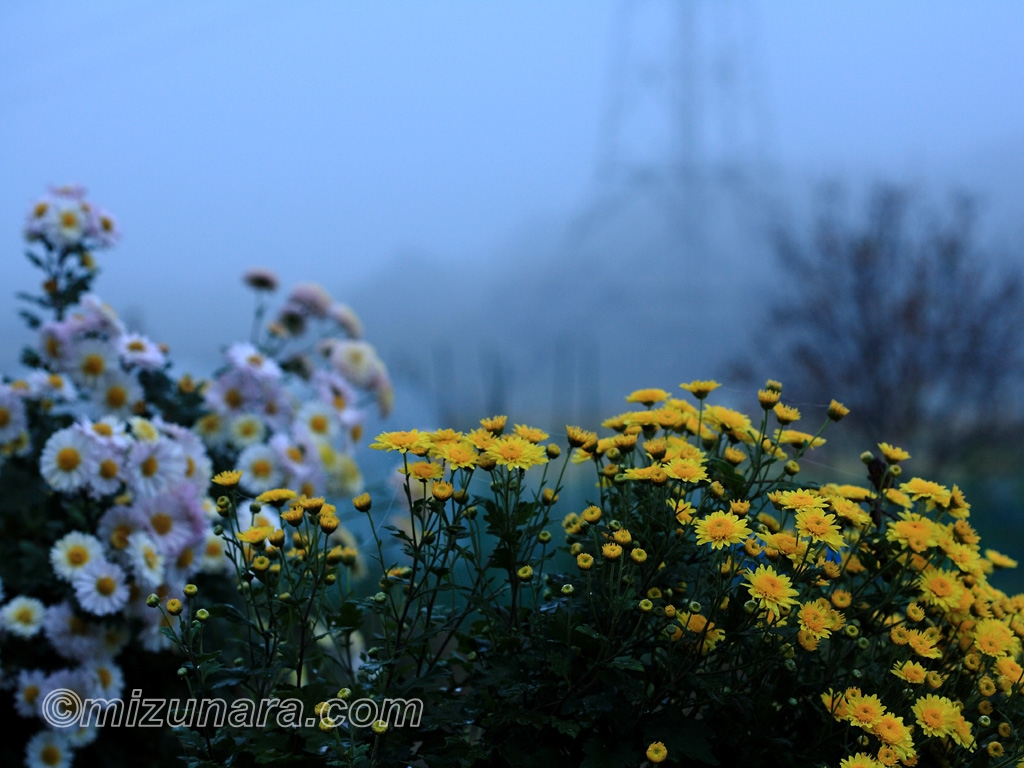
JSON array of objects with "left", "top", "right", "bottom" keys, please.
[{"left": 3, "top": 1, "right": 1023, "bottom": 392}]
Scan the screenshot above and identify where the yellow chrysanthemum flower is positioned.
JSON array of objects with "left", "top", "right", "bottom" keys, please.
[
  {"left": 694, "top": 511, "right": 751, "bottom": 550},
  {"left": 744, "top": 564, "right": 799, "bottom": 614},
  {"left": 484, "top": 435, "right": 549, "bottom": 471}
]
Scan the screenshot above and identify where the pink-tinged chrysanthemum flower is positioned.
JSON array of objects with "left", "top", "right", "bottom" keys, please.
[
  {"left": 328, "top": 302, "right": 363, "bottom": 338},
  {"left": 50, "top": 531, "right": 106, "bottom": 582},
  {"left": 288, "top": 282, "right": 333, "bottom": 318},
  {"left": 118, "top": 333, "right": 166, "bottom": 370},
  {"left": 38, "top": 666, "right": 99, "bottom": 746},
  {"left": 1, "top": 595, "right": 47, "bottom": 637},
  {"left": 42, "top": 601, "right": 107, "bottom": 661},
  {"left": 40, "top": 428, "right": 97, "bottom": 493},
  {"left": 73, "top": 560, "right": 130, "bottom": 616},
  {"left": 226, "top": 342, "right": 282, "bottom": 381},
  {"left": 126, "top": 437, "right": 187, "bottom": 498}
]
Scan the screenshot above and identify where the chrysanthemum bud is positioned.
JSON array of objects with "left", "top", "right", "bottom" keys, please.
[
  {"left": 352, "top": 493, "right": 372, "bottom": 512},
  {"left": 166, "top": 599, "right": 183, "bottom": 616},
  {"left": 183, "top": 584, "right": 198, "bottom": 598},
  {"left": 146, "top": 594, "right": 160, "bottom": 608},
  {"left": 827, "top": 400, "right": 850, "bottom": 421},
  {"left": 196, "top": 608, "right": 210, "bottom": 622}
]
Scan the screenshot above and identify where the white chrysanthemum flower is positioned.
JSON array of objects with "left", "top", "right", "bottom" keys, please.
[
  {"left": 38, "top": 667, "right": 97, "bottom": 745},
  {"left": 73, "top": 560, "right": 129, "bottom": 617},
  {"left": 197, "top": 532, "right": 232, "bottom": 575},
  {"left": 258, "top": 380, "right": 294, "bottom": 432},
  {"left": 24, "top": 728, "right": 74, "bottom": 768},
  {"left": 0, "top": 385, "right": 29, "bottom": 444},
  {"left": 94, "top": 370, "right": 143, "bottom": 419},
  {"left": 226, "top": 342, "right": 282, "bottom": 380},
  {"left": 100, "top": 625, "right": 130, "bottom": 657},
  {"left": 294, "top": 400, "right": 340, "bottom": 442},
  {"left": 136, "top": 606, "right": 175, "bottom": 652},
  {"left": 40, "top": 428, "right": 96, "bottom": 493},
  {"left": 77, "top": 416, "right": 131, "bottom": 450},
  {"left": 126, "top": 437, "right": 186, "bottom": 498},
  {"left": 118, "top": 333, "right": 166, "bottom": 370},
  {"left": 203, "top": 368, "right": 261, "bottom": 415},
  {"left": 85, "top": 443, "right": 125, "bottom": 498},
  {"left": 26, "top": 370, "right": 79, "bottom": 402},
  {"left": 14, "top": 668, "right": 48, "bottom": 717},
  {"left": 49, "top": 532, "right": 105, "bottom": 582},
  {"left": 96, "top": 504, "right": 145, "bottom": 553},
  {"left": 135, "top": 487, "right": 206, "bottom": 559},
  {"left": 327, "top": 453, "right": 364, "bottom": 497},
  {"left": 1, "top": 595, "right": 47, "bottom": 637},
  {"left": 128, "top": 416, "right": 160, "bottom": 443},
  {"left": 328, "top": 340, "right": 384, "bottom": 389},
  {"left": 125, "top": 532, "right": 165, "bottom": 588},
  {"left": 82, "top": 658, "right": 124, "bottom": 701},
  {"left": 74, "top": 293, "right": 125, "bottom": 337},
  {"left": 154, "top": 418, "right": 214, "bottom": 493},
  {"left": 42, "top": 602, "right": 107, "bottom": 661},
  {"left": 67, "top": 338, "right": 118, "bottom": 387},
  {"left": 38, "top": 322, "right": 73, "bottom": 367},
  {"left": 228, "top": 413, "right": 267, "bottom": 449},
  {"left": 237, "top": 443, "right": 284, "bottom": 495}
]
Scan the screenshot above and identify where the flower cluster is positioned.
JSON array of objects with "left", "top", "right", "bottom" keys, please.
[
  {"left": 180, "top": 379, "right": 1024, "bottom": 768},
  {"left": 0, "top": 188, "right": 388, "bottom": 768}
]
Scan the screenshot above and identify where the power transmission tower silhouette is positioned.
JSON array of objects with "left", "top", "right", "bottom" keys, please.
[
  {"left": 573, "top": 0, "right": 777, "bottom": 253},
  {"left": 535, "top": 0, "right": 779, "bottom": 425}
]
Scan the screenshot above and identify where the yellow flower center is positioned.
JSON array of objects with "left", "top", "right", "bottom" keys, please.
[
  {"left": 252, "top": 459, "right": 272, "bottom": 478},
  {"left": 0, "top": 407, "right": 9, "bottom": 428},
  {"left": 143, "top": 548, "right": 159, "bottom": 568},
  {"left": 14, "top": 607, "right": 35, "bottom": 625},
  {"left": 67, "top": 545, "right": 90, "bottom": 566},
  {"left": 309, "top": 415, "right": 329, "bottom": 434},
  {"left": 128, "top": 340, "right": 146, "bottom": 352},
  {"left": 41, "top": 745, "right": 63, "bottom": 767},
  {"left": 151, "top": 512, "right": 173, "bottom": 535},
  {"left": 205, "top": 540, "right": 223, "bottom": 557},
  {"left": 97, "top": 458, "right": 118, "bottom": 480},
  {"left": 60, "top": 210, "right": 79, "bottom": 229},
  {"left": 224, "top": 388, "right": 244, "bottom": 409},
  {"left": 81, "top": 353, "right": 105, "bottom": 377},
  {"left": 140, "top": 455, "right": 158, "bottom": 477},
  {"left": 98, "top": 667, "right": 112, "bottom": 687},
  {"left": 95, "top": 576, "right": 118, "bottom": 597},
  {"left": 110, "top": 524, "right": 131, "bottom": 550},
  {"left": 24, "top": 684, "right": 40, "bottom": 705},
  {"left": 57, "top": 446, "right": 81, "bottom": 472},
  {"left": 177, "top": 549, "right": 194, "bottom": 568},
  {"left": 106, "top": 385, "right": 127, "bottom": 409}
]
